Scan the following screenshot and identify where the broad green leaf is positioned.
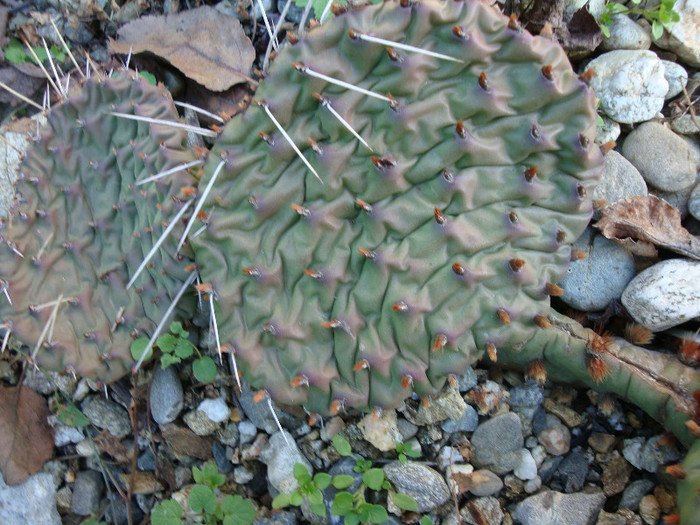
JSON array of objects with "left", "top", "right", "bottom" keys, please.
[
  {"left": 310, "top": 501, "right": 327, "bottom": 516},
  {"left": 420, "top": 516, "right": 434, "bottom": 525},
  {"left": 271, "top": 493, "right": 290, "bottom": 509},
  {"left": 189, "top": 485, "right": 217, "bottom": 514},
  {"left": 314, "top": 472, "right": 331, "bottom": 490},
  {"left": 160, "top": 354, "right": 181, "bottom": 368},
  {"left": 332, "top": 434, "right": 352, "bottom": 456},
  {"left": 173, "top": 339, "right": 194, "bottom": 359},
  {"left": 332, "top": 474, "right": 354, "bottom": 489},
  {"left": 345, "top": 514, "right": 361, "bottom": 525},
  {"left": 150, "top": 500, "right": 183, "bottom": 525},
  {"left": 308, "top": 488, "right": 323, "bottom": 505},
  {"left": 652, "top": 20, "right": 663, "bottom": 39},
  {"left": 290, "top": 490, "right": 304, "bottom": 506},
  {"left": 157, "top": 333, "right": 178, "bottom": 353},
  {"left": 130, "top": 337, "right": 152, "bottom": 361},
  {"left": 222, "top": 495, "right": 256, "bottom": 525},
  {"left": 3, "top": 40, "right": 27, "bottom": 65},
  {"left": 392, "top": 492, "right": 419, "bottom": 511},
  {"left": 368, "top": 504, "right": 388, "bottom": 523},
  {"left": 293, "top": 462, "right": 311, "bottom": 479},
  {"left": 362, "top": 468, "right": 384, "bottom": 491},
  {"left": 192, "top": 356, "right": 217, "bottom": 382},
  {"left": 56, "top": 404, "right": 89, "bottom": 427},
  {"left": 330, "top": 491, "right": 354, "bottom": 515}
]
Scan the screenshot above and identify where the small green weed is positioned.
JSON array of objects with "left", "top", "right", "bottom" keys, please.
[
  {"left": 272, "top": 434, "right": 421, "bottom": 524},
  {"left": 151, "top": 462, "right": 256, "bottom": 525},
  {"left": 599, "top": 0, "right": 680, "bottom": 39},
  {"left": 130, "top": 322, "right": 217, "bottom": 383},
  {"left": 395, "top": 440, "right": 421, "bottom": 465},
  {"left": 2, "top": 38, "right": 68, "bottom": 65}
]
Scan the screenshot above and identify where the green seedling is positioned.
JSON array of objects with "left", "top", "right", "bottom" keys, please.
[
  {"left": 3, "top": 38, "right": 68, "bottom": 66},
  {"left": 395, "top": 441, "right": 421, "bottom": 465},
  {"left": 151, "top": 462, "right": 255, "bottom": 525},
  {"left": 599, "top": 0, "right": 680, "bottom": 39},
  {"left": 130, "top": 322, "right": 217, "bottom": 383},
  {"left": 330, "top": 434, "right": 419, "bottom": 524}
]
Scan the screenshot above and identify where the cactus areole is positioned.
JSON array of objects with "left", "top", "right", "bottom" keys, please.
[{"left": 190, "top": 0, "right": 603, "bottom": 415}]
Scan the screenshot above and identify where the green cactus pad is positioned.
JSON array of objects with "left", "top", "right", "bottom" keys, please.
[
  {"left": 0, "top": 71, "right": 197, "bottom": 381},
  {"left": 190, "top": 0, "right": 603, "bottom": 414}
]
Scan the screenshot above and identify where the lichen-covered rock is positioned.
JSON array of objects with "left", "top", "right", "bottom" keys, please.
[
  {"left": 0, "top": 71, "right": 196, "bottom": 381},
  {"left": 190, "top": 0, "right": 602, "bottom": 414}
]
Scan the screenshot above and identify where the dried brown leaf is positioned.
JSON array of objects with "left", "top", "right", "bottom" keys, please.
[
  {"left": 109, "top": 6, "right": 255, "bottom": 91},
  {"left": 594, "top": 195, "right": 700, "bottom": 260},
  {"left": 93, "top": 429, "right": 132, "bottom": 464},
  {"left": 0, "top": 386, "right": 54, "bottom": 486}
]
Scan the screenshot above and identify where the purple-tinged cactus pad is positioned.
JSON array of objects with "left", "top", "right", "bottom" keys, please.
[
  {"left": 0, "top": 71, "right": 196, "bottom": 381},
  {"left": 191, "top": 0, "right": 603, "bottom": 414}
]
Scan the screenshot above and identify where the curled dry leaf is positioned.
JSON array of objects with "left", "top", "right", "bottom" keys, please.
[
  {"left": 109, "top": 6, "right": 255, "bottom": 91},
  {"left": 594, "top": 195, "right": 700, "bottom": 260},
  {"left": 0, "top": 385, "right": 54, "bottom": 486}
]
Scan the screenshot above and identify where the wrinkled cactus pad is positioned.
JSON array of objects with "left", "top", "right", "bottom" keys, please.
[
  {"left": 0, "top": 71, "right": 196, "bottom": 381},
  {"left": 191, "top": 0, "right": 603, "bottom": 414}
]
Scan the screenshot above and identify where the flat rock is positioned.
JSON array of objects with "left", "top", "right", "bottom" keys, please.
[
  {"left": 672, "top": 113, "right": 700, "bottom": 134},
  {"left": 595, "top": 116, "right": 621, "bottom": 146},
  {"left": 149, "top": 365, "right": 183, "bottom": 425},
  {"left": 461, "top": 496, "right": 504, "bottom": 525},
  {"left": 622, "top": 259, "right": 700, "bottom": 331},
  {"left": 259, "top": 431, "right": 312, "bottom": 494},
  {"left": 384, "top": 461, "right": 450, "bottom": 513},
  {"left": 560, "top": 228, "right": 635, "bottom": 311},
  {"left": 71, "top": 470, "right": 103, "bottom": 516},
  {"left": 441, "top": 404, "right": 479, "bottom": 433},
  {"left": 622, "top": 122, "right": 696, "bottom": 191},
  {"left": 0, "top": 472, "right": 60, "bottom": 525},
  {"left": 81, "top": 396, "right": 131, "bottom": 439},
  {"left": 461, "top": 469, "right": 503, "bottom": 497},
  {"left": 619, "top": 479, "right": 656, "bottom": 511},
  {"left": 471, "top": 412, "right": 523, "bottom": 474},
  {"left": 358, "top": 409, "right": 402, "bottom": 451},
  {"left": 600, "top": 15, "right": 652, "bottom": 51},
  {"left": 538, "top": 424, "right": 571, "bottom": 456},
  {"left": 689, "top": 183, "right": 700, "bottom": 221},
  {"left": 661, "top": 60, "right": 688, "bottom": 99},
  {"left": 593, "top": 151, "right": 648, "bottom": 208},
  {"left": 584, "top": 50, "right": 668, "bottom": 124},
  {"left": 653, "top": 0, "right": 700, "bottom": 67},
  {"left": 183, "top": 409, "right": 220, "bottom": 436},
  {"left": 513, "top": 489, "right": 606, "bottom": 525},
  {"left": 197, "top": 397, "right": 230, "bottom": 423},
  {"left": 414, "top": 387, "right": 467, "bottom": 424}
]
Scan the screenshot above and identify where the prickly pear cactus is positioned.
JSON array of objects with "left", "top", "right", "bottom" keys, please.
[
  {"left": 190, "top": 0, "right": 602, "bottom": 415},
  {"left": 0, "top": 71, "right": 197, "bottom": 381}
]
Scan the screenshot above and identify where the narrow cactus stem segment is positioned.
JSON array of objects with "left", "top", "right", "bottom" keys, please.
[{"left": 347, "top": 30, "right": 464, "bottom": 63}]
